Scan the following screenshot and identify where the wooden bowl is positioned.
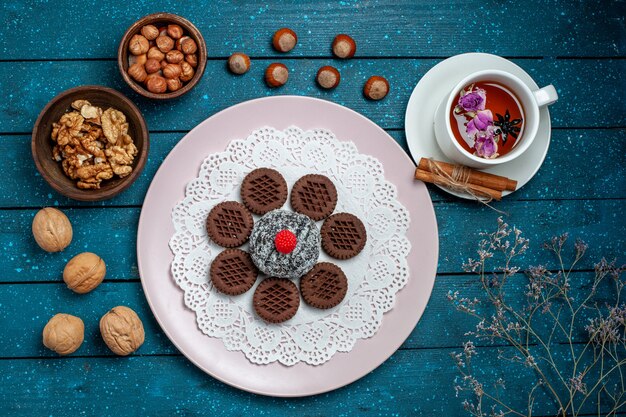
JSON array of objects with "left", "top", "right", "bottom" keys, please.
[
  {"left": 118, "top": 13, "right": 207, "bottom": 100},
  {"left": 32, "top": 85, "right": 149, "bottom": 201}
]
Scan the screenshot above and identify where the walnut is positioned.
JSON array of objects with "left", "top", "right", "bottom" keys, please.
[
  {"left": 43, "top": 313, "right": 84, "bottom": 355},
  {"left": 101, "top": 108, "right": 128, "bottom": 144},
  {"left": 32, "top": 207, "right": 73, "bottom": 252},
  {"left": 52, "top": 112, "right": 83, "bottom": 146},
  {"left": 63, "top": 252, "right": 106, "bottom": 293},
  {"left": 105, "top": 141, "right": 137, "bottom": 178},
  {"left": 71, "top": 99, "right": 91, "bottom": 111},
  {"left": 100, "top": 306, "right": 145, "bottom": 356},
  {"left": 76, "top": 163, "right": 114, "bottom": 189}
]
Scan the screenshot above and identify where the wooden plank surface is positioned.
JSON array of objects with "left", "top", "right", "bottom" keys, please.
[
  {"left": 1, "top": 0, "right": 624, "bottom": 59},
  {"left": 1, "top": 59, "right": 625, "bottom": 134},
  {"left": 0, "top": 270, "right": 612, "bottom": 358},
  {"left": 1, "top": 128, "right": 624, "bottom": 208},
  {"left": 1, "top": 199, "right": 623, "bottom": 282},
  {"left": 0, "top": 345, "right": 620, "bottom": 416}
]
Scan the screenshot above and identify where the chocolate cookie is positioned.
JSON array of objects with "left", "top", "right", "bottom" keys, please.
[
  {"left": 321, "top": 213, "right": 367, "bottom": 259},
  {"left": 206, "top": 201, "right": 254, "bottom": 248},
  {"left": 300, "top": 262, "right": 348, "bottom": 309},
  {"left": 290, "top": 174, "right": 338, "bottom": 221},
  {"left": 241, "top": 168, "right": 288, "bottom": 215},
  {"left": 253, "top": 277, "right": 300, "bottom": 323},
  {"left": 210, "top": 249, "right": 259, "bottom": 295}
]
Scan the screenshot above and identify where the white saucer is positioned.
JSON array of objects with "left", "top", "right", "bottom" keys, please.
[{"left": 405, "top": 53, "right": 552, "bottom": 199}]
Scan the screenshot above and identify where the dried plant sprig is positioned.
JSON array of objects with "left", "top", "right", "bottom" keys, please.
[{"left": 450, "top": 217, "right": 625, "bottom": 417}]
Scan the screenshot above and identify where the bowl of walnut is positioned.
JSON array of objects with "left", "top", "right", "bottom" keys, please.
[
  {"left": 118, "top": 12, "right": 207, "bottom": 99},
  {"left": 32, "top": 85, "right": 149, "bottom": 201}
]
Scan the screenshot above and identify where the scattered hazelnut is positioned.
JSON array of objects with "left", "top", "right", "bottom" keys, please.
[
  {"left": 147, "top": 46, "right": 165, "bottom": 61},
  {"left": 32, "top": 207, "right": 72, "bottom": 252},
  {"left": 146, "top": 74, "right": 168, "bottom": 93},
  {"left": 228, "top": 53, "right": 250, "bottom": 75},
  {"left": 180, "top": 37, "right": 198, "bottom": 55},
  {"left": 179, "top": 61, "right": 195, "bottom": 82},
  {"left": 100, "top": 306, "right": 145, "bottom": 356},
  {"left": 272, "top": 28, "right": 298, "bottom": 52},
  {"left": 141, "top": 24, "right": 159, "bottom": 41},
  {"left": 63, "top": 252, "right": 106, "bottom": 294},
  {"left": 156, "top": 35, "right": 174, "bottom": 53},
  {"left": 166, "top": 49, "right": 184, "bottom": 64},
  {"left": 129, "top": 34, "right": 149, "bottom": 56},
  {"left": 144, "top": 58, "right": 161, "bottom": 74},
  {"left": 166, "top": 77, "right": 183, "bottom": 92},
  {"left": 128, "top": 63, "right": 148, "bottom": 83},
  {"left": 316, "top": 65, "right": 341, "bottom": 89},
  {"left": 167, "top": 24, "right": 184, "bottom": 40},
  {"left": 363, "top": 76, "right": 390, "bottom": 100},
  {"left": 163, "top": 63, "right": 182, "bottom": 79},
  {"left": 265, "top": 63, "right": 288, "bottom": 87},
  {"left": 129, "top": 53, "right": 147, "bottom": 66},
  {"left": 332, "top": 34, "right": 357, "bottom": 59},
  {"left": 43, "top": 313, "right": 84, "bottom": 355},
  {"left": 185, "top": 53, "right": 198, "bottom": 68}
]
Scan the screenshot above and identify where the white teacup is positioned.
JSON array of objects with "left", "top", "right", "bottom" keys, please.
[{"left": 433, "top": 70, "right": 558, "bottom": 169}]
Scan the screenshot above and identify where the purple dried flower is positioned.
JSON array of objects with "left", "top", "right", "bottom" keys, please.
[
  {"left": 457, "top": 87, "right": 487, "bottom": 112},
  {"left": 466, "top": 110, "right": 494, "bottom": 138},
  {"left": 474, "top": 130, "right": 499, "bottom": 159}
]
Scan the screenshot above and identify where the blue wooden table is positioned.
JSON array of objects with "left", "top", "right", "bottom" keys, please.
[{"left": 1, "top": 1, "right": 624, "bottom": 415}]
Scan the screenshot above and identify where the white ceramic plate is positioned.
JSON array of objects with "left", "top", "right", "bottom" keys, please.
[{"left": 405, "top": 53, "right": 552, "bottom": 199}]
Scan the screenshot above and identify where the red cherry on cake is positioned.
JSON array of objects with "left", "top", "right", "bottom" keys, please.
[{"left": 275, "top": 229, "right": 297, "bottom": 254}]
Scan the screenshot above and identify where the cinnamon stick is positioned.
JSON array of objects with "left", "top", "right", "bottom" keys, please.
[
  {"left": 418, "top": 158, "right": 517, "bottom": 191},
  {"left": 414, "top": 168, "right": 502, "bottom": 201}
]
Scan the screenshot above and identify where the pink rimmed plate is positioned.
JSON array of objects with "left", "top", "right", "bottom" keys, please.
[{"left": 137, "top": 96, "right": 438, "bottom": 397}]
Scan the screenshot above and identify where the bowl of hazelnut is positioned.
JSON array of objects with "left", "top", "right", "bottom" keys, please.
[
  {"left": 32, "top": 85, "right": 149, "bottom": 201},
  {"left": 118, "top": 13, "right": 207, "bottom": 99}
]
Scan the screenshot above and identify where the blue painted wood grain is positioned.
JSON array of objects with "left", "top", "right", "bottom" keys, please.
[
  {"left": 0, "top": 0, "right": 624, "bottom": 414},
  {"left": 0, "top": 59, "right": 625, "bottom": 133}
]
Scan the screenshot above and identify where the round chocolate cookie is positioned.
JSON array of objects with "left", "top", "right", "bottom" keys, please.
[
  {"left": 241, "top": 168, "right": 288, "bottom": 215},
  {"left": 249, "top": 209, "right": 320, "bottom": 279},
  {"left": 300, "top": 262, "right": 348, "bottom": 309},
  {"left": 290, "top": 174, "right": 338, "bottom": 221},
  {"left": 206, "top": 201, "right": 254, "bottom": 248},
  {"left": 321, "top": 212, "right": 367, "bottom": 259},
  {"left": 210, "top": 249, "right": 259, "bottom": 295},
  {"left": 253, "top": 277, "right": 300, "bottom": 323}
]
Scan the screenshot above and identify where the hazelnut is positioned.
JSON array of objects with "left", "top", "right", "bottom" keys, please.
[
  {"left": 129, "top": 34, "right": 149, "bottom": 55},
  {"left": 185, "top": 53, "right": 198, "bottom": 68},
  {"left": 179, "top": 61, "right": 195, "bottom": 82},
  {"left": 332, "top": 34, "right": 357, "bottom": 59},
  {"left": 316, "top": 65, "right": 341, "bottom": 89},
  {"left": 272, "top": 28, "right": 298, "bottom": 52},
  {"left": 227, "top": 53, "right": 250, "bottom": 75},
  {"left": 146, "top": 75, "right": 167, "bottom": 93},
  {"left": 166, "top": 77, "right": 183, "bottom": 92},
  {"left": 180, "top": 37, "right": 197, "bottom": 54},
  {"left": 32, "top": 207, "right": 72, "bottom": 252},
  {"left": 129, "top": 53, "right": 147, "bottom": 66},
  {"left": 175, "top": 36, "right": 189, "bottom": 51},
  {"left": 163, "top": 63, "right": 182, "bottom": 79},
  {"left": 147, "top": 46, "right": 165, "bottom": 61},
  {"left": 166, "top": 49, "right": 184, "bottom": 64},
  {"left": 160, "top": 60, "right": 168, "bottom": 70},
  {"left": 157, "top": 26, "right": 168, "bottom": 37},
  {"left": 144, "top": 58, "right": 161, "bottom": 74},
  {"left": 128, "top": 63, "right": 147, "bottom": 82},
  {"left": 156, "top": 35, "right": 174, "bottom": 53},
  {"left": 141, "top": 24, "right": 159, "bottom": 41},
  {"left": 100, "top": 306, "right": 145, "bottom": 356},
  {"left": 43, "top": 313, "right": 84, "bottom": 355},
  {"left": 265, "top": 63, "right": 288, "bottom": 87},
  {"left": 167, "top": 24, "right": 184, "bottom": 39},
  {"left": 363, "top": 76, "right": 390, "bottom": 100},
  {"left": 63, "top": 252, "right": 106, "bottom": 294}
]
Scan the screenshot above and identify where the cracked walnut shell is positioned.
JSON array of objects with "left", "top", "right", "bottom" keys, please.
[
  {"left": 63, "top": 252, "right": 106, "bottom": 294},
  {"left": 100, "top": 306, "right": 145, "bottom": 356},
  {"left": 32, "top": 207, "right": 73, "bottom": 252},
  {"left": 43, "top": 313, "right": 84, "bottom": 355}
]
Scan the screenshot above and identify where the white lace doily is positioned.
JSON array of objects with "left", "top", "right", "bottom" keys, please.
[{"left": 169, "top": 127, "right": 411, "bottom": 366}]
